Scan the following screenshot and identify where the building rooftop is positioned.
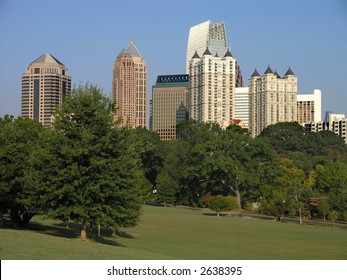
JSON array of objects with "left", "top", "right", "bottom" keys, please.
[
  {"left": 203, "top": 47, "right": 212, "bottom": 56},
  {"left": 154, "top": 75, "right": 189, "bottom": 88},
  {"left": 224, "top": 48, "right": 233, "bottom": 57},
  {"left": 118, "top": 39, "right": 142, "bottom": 57},
  {"left": 285, "top": 67, "right": 295, "bottom": 76},
  {"left": 192, "top": 50, "right": 200, "bottom": 59},
  {"left": 155, "top": 74, "right": 189, "bottom": 84},
  {"left": 30, "top": 53, "right": 64, "bottom": 66},
  {"left": 251, "top": 68, "right": 260, "bottom": 77},
  {"left": 264, "top": 65, "right": 274, "bottom": 74}
]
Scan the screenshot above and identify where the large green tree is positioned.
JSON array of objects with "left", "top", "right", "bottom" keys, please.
[
  {"left": 0, "top": 116, "right": 45, "bottom": 227},
  {"left": 29, "top": 84, "right": 144, "bottom": 240}
]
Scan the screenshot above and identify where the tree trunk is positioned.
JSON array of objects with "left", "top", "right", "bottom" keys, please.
[
  {"left": 81, "top": 219, "right": 87, "bottom": 240},
  {"left": 323, "top": 213, "right": 326, "bottom": 222},
  {"left": 217, "top": 212, "right": 220, "bottom": 217},
  {"left": 22, "top": 213, "right": 34, "bottom": 228},
  {"left": 10, "top": 208, "right": 22, "bottom": 227},
  {"left": 234, "top": 179, "right": 241, "bottom": 210},
  {"left": 98, "top": 223, "right": 101, "bottom": 238},
  {"left": 112, "top": 228, "right": 117, "bottom": 237},
  {"left": 299, "top": 208, "right": 302, "bottom": 225},
  {"left": 0, "top": 211, "right": 3, "bottom": 228},
  {"left": 89, "top": 222, "right": 93, "bottom": 232}
]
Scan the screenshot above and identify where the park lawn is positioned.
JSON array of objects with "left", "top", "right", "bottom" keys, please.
[{"left": 0, "top": 205, "right": 346, "bottom": 259}]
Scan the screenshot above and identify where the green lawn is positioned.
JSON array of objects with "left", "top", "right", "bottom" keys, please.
[{"left": 1, "top": 205, "right": 346, "bottom": 259}]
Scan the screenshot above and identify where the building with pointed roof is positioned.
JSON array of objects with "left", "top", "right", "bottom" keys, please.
[
  {"left": 186, "top": 20, "right": 228, "bottom": 73},
  {"left": 188, "top": 49, "right": 237, "bottom": 128},
  {"left": 186, "top": 20, "right": 243, "bottom": 87},
  {"left": 112, "top": 39, "right": 147, "bottom": 128},
  {"left": 249, "top": 66, "right": 298, "bottom": 137},
  {"left": 21, "top": 53, "right": 71, "bottom": 126},
  {"left": 251, "top": 68, "right": 260, "bottom": 77}
]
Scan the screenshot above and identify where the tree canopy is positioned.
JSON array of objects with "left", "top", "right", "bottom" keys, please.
[{"left": 28, "top": 85, "right": 145, "bottom": 239}]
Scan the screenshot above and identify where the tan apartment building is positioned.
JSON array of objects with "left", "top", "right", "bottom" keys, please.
[
  {"left": 189, "top": 48, "right": 236, "bottom": 128},
  {"left": 249, "top": 66, "right": 297, "bottom": 137},
  {"left": 112, "top": 39, "right": 147, "bottom": 128},
  {"left": 152, "top": 75, "right": 189, "bottom": 140},
  {"left": 21, "top": 53, "right": 71, "bottom": 127}
]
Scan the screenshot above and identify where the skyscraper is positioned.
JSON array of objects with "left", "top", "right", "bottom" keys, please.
[
  {"left": 112, "top": 39, "right": 147, "bottom": 128},
  {"left": 189, "top": 48, "right": 236, "bottom": 128},
  {"left": 152, "top": 74, "right": 189, "bottom": 140},
  {"left": 21, "top": 53, "right": 71, "bottom": 127},
  {"left": 186, "top": 20, "right": 227, "bottom": 74},
  {"left": 249, "top": 66, "right": 298, "bottom": 137}
]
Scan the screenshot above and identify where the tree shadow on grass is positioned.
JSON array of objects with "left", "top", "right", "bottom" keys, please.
[
  {"left": 115, "top": 231, "right": 134, "bottom": 239},
  {"left": 26, "top": 221, "right": 126, "bottom": 247},
  {"left": 28, "top": 221, "right": 81, "bottom": 239}
]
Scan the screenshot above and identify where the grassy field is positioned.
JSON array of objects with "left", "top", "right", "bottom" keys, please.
[{"left": 1, "top": 205, "right": 346, "bottom": 259}]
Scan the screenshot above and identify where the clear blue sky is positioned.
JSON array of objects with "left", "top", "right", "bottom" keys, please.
[{"left": 0, "top": 0, "right": 346, "bottom": 118}]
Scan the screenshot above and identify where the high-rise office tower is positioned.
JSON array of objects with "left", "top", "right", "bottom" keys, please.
[
  {"left": 152, "top": 74, "right": 189, "bottom": 140},
  {"left": 189, "top": 48, "right": 236, "bottom": 128},
  {"left": 112, "top": 39, "right": 147, "bottom": 128},
  {"left": 297, "top": 89, "right": 322, "bottom": 125},
  {"left": 186, "top": 20, "right": 228, "bottom": 74},
  {"left": 249, "top": 66, "right": 298, "bottom": 137},
  {"left": 186, "top": 20, "right": 242, "bottom": 90},
  {"left": 21, "top": 53, "right": 71, "bottom": 127}
]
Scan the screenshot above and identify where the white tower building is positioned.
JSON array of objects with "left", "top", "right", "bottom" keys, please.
[
  {"left": 189, "top": 48, "right": 236, "bottom": 128},
  {"left": 297, "top": 89, "right": 322, "bottom": 124},
  {"left": 249, "top": 66, "right": 298, "bottom": 137},
  {"left": 186, "top": 20, "right": 227, "bottom": 74}
]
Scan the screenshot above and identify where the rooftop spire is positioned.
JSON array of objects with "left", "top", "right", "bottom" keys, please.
[
  {"left": 251, "top": 68, "right": 260, "bottom": 77},
  {"left": 264, "top": 65, "right": 274, "bottom": 74},
  {"left": 192, "top": 50, "right": 200, "bottom": 59},
  {"left": 30, "top": 53, "right": 64, "bottom": 66},
  {"left": 285, "top": 66, "right": 295, "bottom": 76},
  {"left": 224, "top": 48, "right": 233, "bottom": 57},
  {"left": 118, "top": 39, "right": 142, "bottom": 57},
  {"left": 203, "top": 47, "right": 212, "bottom": 56}
]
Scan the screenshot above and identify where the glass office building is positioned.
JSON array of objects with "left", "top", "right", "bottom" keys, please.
[{"left": 186, "top": 20, "right": 227, "bottom": 73}]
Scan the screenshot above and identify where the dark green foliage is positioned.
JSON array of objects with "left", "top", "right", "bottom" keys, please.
[
  {"left": 126, "top": 127, "right": 163, "bottom": 201},
  {"left": 0, "top": 117, "right": 45, "bottom": 227},
  {"left": 2, "top": 108, "right": 347, "bottom": 230},
  {"left": 28, "top": 84, "right": 144, "bottom": 238},
  {"left": 259, "top": 122, "right": 305, "bottom": 153}
]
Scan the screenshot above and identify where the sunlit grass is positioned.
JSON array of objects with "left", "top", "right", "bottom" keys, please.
[{"left": 0, "top": 205, "right": 346, "bottom": 259}]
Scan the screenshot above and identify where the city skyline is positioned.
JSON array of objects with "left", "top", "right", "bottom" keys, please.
[{"left": 0, "top": 0, "right": 346, "bottom": 118}]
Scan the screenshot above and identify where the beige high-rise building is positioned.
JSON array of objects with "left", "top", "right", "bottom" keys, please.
[
  {"left": 152, "top": 75, "right": 189, "bottom": 140},
  {"left": 249, "top": 66, "right": 297, "bottom": 137},
  {"left": 189, "top": 48, "right": 236, "bottom": 128},
  {"left": 21, "top": 53, "right": 71, "bottom": 127},
  {"left": 112, "top": 39, "right": 147, "bottom": 128}
]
